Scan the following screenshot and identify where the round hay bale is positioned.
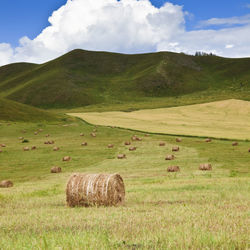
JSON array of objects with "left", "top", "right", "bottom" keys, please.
[
  {"left": 144, "top": 134, "right": 149, "bottom": 137},
  {"left": 44, "top": 141, "right": 49, "bottom": 145},
  {"left": 80, "top": 133, "right": 84, "bottom": 136},
  {"left": 124, "top": 141, "right": 131, "bottom": 146},
  {"left": 51, "top": 166, "right": 62, "bottom": 173},
  {"left": 46, "top": 134, "right": 50, "bottom": 137},
  {"left": 53, "top": 146, "right": 60, "bottom": 151},
  {"left": 81, "top": 142, "right": 88, "bottom": 146},
  {"left": 22, "top": 130, "right": 27, "bottom": 133},
  {"left": 23, "top": 147, "right": 30, "bottom": 151},
  {"left": 1, "top": 144, "right": 6, "bottom": 147},
  {"left": 232, "top": 142, "right": 238, "bottom": 146},
  {"left": 136, "top": 137, "right": 142, "bottom": 141},
  {"left": 39, "top": 129, "right": 43, "bottom": 132},
  {"left": 66, "top": 173, "right": 125, "bottom": 207},
  {"left": 117, "top": 154, "right": 126, "bottom": 159},
  {"left": 172, "top": 146, "right": 180, "bottom": 152},
  {"left": 48, "top": 140, "right": 54, "bottom": 145},
  {"left": 0, "top": 180, "right": 13, "bottom": 188},
  {"left": 165, "top": 155, "right": 175, "bottom": 160},
  {"left": 131, "top": 136, "right": 137, "bottom": 141},
  {"left": 199, "top": 163, "right": 212, "bottom": 171},
  {"left": 91, "top": 132, "right": 96, "bottom": 137},
  {"left": 108, "top": 144, "right": 114, "bottom": 148},
  {"left": 248, "top": 148, "right": 250, "bottom": 152},
  {"left": 159, "top": 142, "right": 166, "bottom": 146},
  {"left": 205, "top": 138, "right": 212, "bottom": 142},
  {"left": 63, "top": 156, "right": 71, "bottom": 162},
  {"left": 176, "top": 138, "right": 182, "bottom": 142},
  {"left": 19, "top": 137, "right": 24, "bottom": 140},
  {"left": 129, "top": 146, "right": 136, "bottom": 151},
  {"left": 31, "top": 146, "right": 37, "bottom": 150},
  {"left": 167, "top": 166, "right": 180, "bottom": 172},
  {"left": 34, "top": 132, "right": 38, "bottom": 135}
]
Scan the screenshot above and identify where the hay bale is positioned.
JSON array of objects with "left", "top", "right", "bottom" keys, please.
[
  {"left": 0, "top": 149, "right": 2, "bottom": 153},
  {"left": 108, "top": 144, "right": 114, "bottom": 148},
  {"left": 45, "top": 140, "right": 55, "bottom": 145},
  {"left": 44, "top": 141, "right": 49, "bottom": 144},
  {"left": 159, "top": 142, "right": 166, "bottom": 146},
  {"left": 31, "top": 146, "right": 37, "bottom": 150},
  {"left": 167, "top": 166, "right": 180, "bottom": 172},
  {"left": 205, "top": 138, "right": 212, "bottom": 142},
  {"left": 124, "top": 141, "right": 131, "bottom": 146},
  {"left": 144, "top": 134, "right": 149, "bottom": 137},
  {"left": 165, "top": 155, "right": 175, "bottom": 160},
  {"left": 80, "top": 133, "right": 84, "bottom": 136},
  {"left": 136, "top": 137, "right": 142, "bottom": 141},
  {"left": 19, "top": 137, "right": 24, "bottom": 140},
  {"left": 51, "top": 166, "right": 62, "bottom": 173},
  {"left": 172, "top": 146, "right": 180, "bottom": 152},
  {"left": 23, "top": 147, "right": 30, "bottom": 151},
  {"left": 45, "top": 134, "right": 50, "bottom": 137},
  {"left": 39, "top": 129, "right": 43, "bottom": 132},
  {"left": 66, "top": 173, "right": 125, "bottom": 207},
  {"left": 0, "top": 180, "right": 13, "bottom": 188},
  {"left": 81, "top": 142, "right": 88, "bottom": 146},
  {"left": 129, "top": 146, "right": 136, "bottom": 151},
  {"left": 232, "top": 142, "right": 238, "bottom": 146},
  {"left": 34, "top": 131, "right": 38, "bottom": 135},
  {"left": 1, "top": 144, "right": 6, "bottom": 147},
  {"left": 91, "top": 132, "right": 96, "bottom": 137},
  {"left": 117, "top": 154, "right": 126, "bottom": 159},
  {"left": 53, "top": 146, "right": 60, "bottom": 151},
  {"left": 248, "top": 148, "right": 250, "bottom": 153},
  {"left": 131, "top": 136, "right": 137, "bottom": 141},
  {"left": 199, "top": 163, "right": 212, "bottom": 171},
  {"left": 22, "top": 130, "right": 27, "bottom": 133},
  {"left": 176, "top": 138, "right": 182, "bottom": 142},
  {"left": 63, "top": 156, "right": 71, "bottom": 162}
]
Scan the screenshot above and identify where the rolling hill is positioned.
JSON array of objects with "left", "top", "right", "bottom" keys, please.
[
  {"left": 0, "top": 98, "right": 58, "bottom": 122},
  {"left": 0, "top": 49, "right": 250, "bottom": 109}
]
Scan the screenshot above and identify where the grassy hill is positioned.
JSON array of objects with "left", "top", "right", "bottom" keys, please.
[
  {"left": 0, "top": 98, "right": 58, "bottom": 122},
  {"left": 0, "top": 49, "right": 250, "bottom": 109}
]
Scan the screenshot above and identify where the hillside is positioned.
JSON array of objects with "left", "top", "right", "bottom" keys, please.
[
  {"left": 0, "top": 98, "right": 58, "bottom": 122},
  {"left": 0, "top": 49, "right": 250, "bottom": 109}
]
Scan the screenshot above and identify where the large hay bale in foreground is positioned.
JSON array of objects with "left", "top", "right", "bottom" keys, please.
[
  {"left": 167, "top": 166, "right": 180, "bottom": 172},
  {"left": 199, "top": 163, "right": 212, "bottom": 171},
  {"left": 0, "top": 180, "right": 13, "bottom": 188},
  {"left": 66, "top": 173, "right": 125, "bottom": 207},
  {"left": 51, "top": 166, "right": 62, "bottom": 173}
]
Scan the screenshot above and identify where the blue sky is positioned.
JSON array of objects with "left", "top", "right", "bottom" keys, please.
[
  {"left": 1, "top": 0, "right": 249, "bottom": 47},
  {"left": 0, "top": 0, "right": 250, "bottom": 66}
]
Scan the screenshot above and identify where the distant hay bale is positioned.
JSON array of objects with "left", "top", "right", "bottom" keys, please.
[
  {"left": 34, "top": 132, "right": 38, "bottom": 135},
  {"left": 91, "top": 132, "right": 96, "bottom": 137},
  {"left": 117, "top": 154, "right": 126, "bottom": 159},
  {"left": 159, "top": 142, "right": 166, "bottom": 146},
  {"left": 176, "top": 138, "right": 182, "bottom": 142},
  {"left": 19, "top": 137, "right": 24, "bottom": 140},
  {"left": 129, "top": 146, "right": 136, "bottom": 151},
  {"left": 23, "top": 147, "right": 30, "bottom": 151},
  {"left": 165, "top": 155, "right": 175, "bottom": 160},
  {"left": 53, "top": 146, "right": 60, "bottom": 151},
  {"left": 167, "top": 166, "right": 180, "bottom": 172},
  {"left": 199, "top": 163, "right": 212, "bottom": 171},
  {"left": 108, "top": 144, "right": 114, "bottom": 148},
  {"left": 45, "top": 140, "right": 54, "bottom": 145},
  {"left": 63, "top": 156, "right": 71, "bottom": 162},
  {"left": 1, "top": 144, "right": 6, "bottom": 147},
  {"left": 22, "top": 130, "right": 27, "bottom": 133},
  {"left": 205, "top": 138, "right": 212, "bottom": 142},
  {"left": 131, "top": 136, "right": 137, "bottom": 141},
  {"left": 124, "top": 141, "right": 131, "bottom": 146},
  {"left": 81, "top": 142, "right": 88, "bottom": 146},
  {"left": 80, "top": 133, "right": 84, "bottom": 136},
  {"left": 144, "top": 134, "right": 149, "bottom": 137},
  {"left": 66, "top": 173, "right": 125, "bottom": 207},
  {"left": 248, "top": 148, "right": 250, "bottom": 153},
  {"left": 172, "top": 146, "right": 180, "bottom": 152},
  {"left": 51, "top": 166, "right": 62, "bottom": 173},
  {"left": 232, "top": 142, "right": 238, "bottom": 146},
  {"left": 0, "top": 180, "right": 13, "bottom": 188},
  {"left": 136, "top": 137, "right": 142, "bottom": 141},
  {"left": 38, "top": 129, "right": 43, "bottom": 132},
  {"left": 31, "top": 146, "right": 37, "bottom": 150}
]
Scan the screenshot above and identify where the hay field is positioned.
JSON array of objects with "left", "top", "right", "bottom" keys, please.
[
  {"left": 70, "top": 99, "right": 250, "bottom": 140},
  {"left": 0, "top": 119, "right": 249, "bottom": 249}
]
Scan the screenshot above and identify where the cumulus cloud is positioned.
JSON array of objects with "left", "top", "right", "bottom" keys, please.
[{"left": 1, "top": 0, "right": 250, "bottom": 66}]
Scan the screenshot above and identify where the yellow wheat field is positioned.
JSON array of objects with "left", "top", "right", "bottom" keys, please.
[{"left": 69, "top": 99, "right": 250, "bottom": 140}]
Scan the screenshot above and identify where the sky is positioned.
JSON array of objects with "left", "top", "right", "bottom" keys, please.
[{"left": 0, "top": 0, "right": 250, "bottom": 66}]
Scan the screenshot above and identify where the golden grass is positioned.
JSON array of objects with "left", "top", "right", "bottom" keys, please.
[{"left": 70, "top": 99, "right": 250, "bottom": 140}]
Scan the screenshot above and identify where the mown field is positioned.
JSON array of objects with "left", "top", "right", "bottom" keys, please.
[
  {"left": 70, "top": 99, "right": 250, "bottom": 140},
  {"left": 0, "top": 117, "right": 249, "bottom": 249}
]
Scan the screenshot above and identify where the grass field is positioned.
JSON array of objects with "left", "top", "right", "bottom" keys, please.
[
  {"left": 70, "top": 99, "right": 250, "bottom": 140},
  {"left": 0, "top": 118, "right": 249, "bottom": 249}
]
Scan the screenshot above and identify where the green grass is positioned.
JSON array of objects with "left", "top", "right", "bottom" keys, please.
[
  {"left": 0, "top": 49, "right": 250, "bottom": 109},
  {"left": 0, "top": 98, "right": 60, "bottom": 122},
  {"left": 0, "top": 120, "right": 249, "bottom": 249},
  {"left": 69, "top": 99, "right": 250, "bottom": 140}
]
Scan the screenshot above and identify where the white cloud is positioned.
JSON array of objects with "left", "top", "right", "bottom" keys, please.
[{"left": 1, "top": 0, "right": 250, "bottom": 66}]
